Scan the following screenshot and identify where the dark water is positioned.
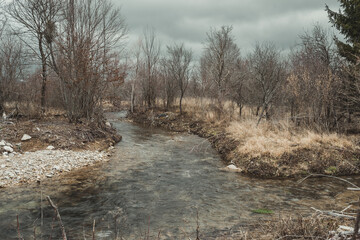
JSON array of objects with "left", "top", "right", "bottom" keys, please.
[{"left": 0, "top": 111, "right": 357, "bottom": 239}]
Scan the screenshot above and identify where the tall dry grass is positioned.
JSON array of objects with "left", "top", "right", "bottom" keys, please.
[
  {"left": 174, "top": 97, "right": 359, "bottom": 158},
  {"left": 227, "top": 120, "right": 358, "bottom": 157}
]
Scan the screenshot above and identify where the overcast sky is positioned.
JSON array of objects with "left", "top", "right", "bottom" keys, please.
[{"left": 116, "top": 0, "right": 341, "bottom": 59}]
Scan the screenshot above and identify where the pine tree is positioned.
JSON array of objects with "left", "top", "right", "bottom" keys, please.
[
  {"left": 326, "top": 1, "right": 360, "bottom": 116},
  {"left": 326, "top": 1, "right": 360, "bottom": 63}
]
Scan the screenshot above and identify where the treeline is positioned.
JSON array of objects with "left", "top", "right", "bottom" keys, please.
[
  {"left": 0, "top": 0, "right": 127, "bottom": 123},
  {"left": 0, "top": 0, "right": 359, "bottom": 131}
]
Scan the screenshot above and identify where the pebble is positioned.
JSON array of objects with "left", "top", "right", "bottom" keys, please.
[
  {"left": 0, "top": 149, "right": 108, "bottom": 187},
  {"left": 3, "top": 146, "right": 13, "bottom": 153},
  {"left": 21, "top": 134, "right": 32, "bottom": 141},
  {"left": 46, "top": 145, "right": 55, "bottom": 150}
]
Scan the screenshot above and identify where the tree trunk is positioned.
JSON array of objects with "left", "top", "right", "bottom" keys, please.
[
  {"left": 130, "top": 83, "right": 135, "bottom": 113},
  {"left": 39, "top": 35, "right": 47, "bottom": 115},
  {"left": 179, "top": 92, "right": 184, "bottom": 115}
]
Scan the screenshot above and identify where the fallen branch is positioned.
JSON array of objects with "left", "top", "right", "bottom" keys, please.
[
  {"left": 46, "top": 196, "right": 67, "bottom": 240},
  {"left": 297, "top": 174, "right": 360, "bottom": 189},
  {"left": 311, "top": 207, "right": 356, "bottom": 219}
]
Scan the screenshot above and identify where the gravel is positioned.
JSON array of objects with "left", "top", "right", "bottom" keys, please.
[{"left": 0, "top": 149, "right": 109, "bottom": 187}]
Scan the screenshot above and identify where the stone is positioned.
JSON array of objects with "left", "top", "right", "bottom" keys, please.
[
  {"left": 9, "top": 153, "right": 14, "bottom": 158},
  {"left": 227, "top": 164, "right": 239, "bottom": 170},
  {"left": 106, "top": 122, "right": 112, "bottom": 128},
  {"left": 21, "top": 134, "right": 32, "bottom": 141},
  {"left": 46, "top": 145, "right": 55, "bottom": 150},
  {"left": 3, "top": 146, "right": 13, "bottom": 153},
  {"left": 0, "top": 140, "right": 5, "bottom": 146}
]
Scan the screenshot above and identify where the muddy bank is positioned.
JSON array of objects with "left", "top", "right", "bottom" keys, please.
[
  {"left": 0, "top": 116, "right": 121, "bottom": 187},
  {"left": 129, "top": 110, "right": 360, "bottom": 178}
]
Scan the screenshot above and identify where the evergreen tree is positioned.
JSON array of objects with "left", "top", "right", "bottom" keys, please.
[
  {"left": 326, "top": 1, "right": 360, "bottom": 63},
  {"left": 326, "top": 1, "right": 360, "bottom": 116}
]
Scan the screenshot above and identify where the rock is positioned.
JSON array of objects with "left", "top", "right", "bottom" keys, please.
[
  {"left": 106, "top": 122, "right": 112, "bottom": 128},
  {"left": 221, "top": 164, "right": 243, "bottom": 173},
  {"left": 227, "top": 164, "right": 239, "bottom": 170},
  {"left": 46, "top": 145, "right": 55, "bottom": 150},
  {"left": 9, "top": 153, "right": 14, "bottom": 158},
  {"left": 21, "top": 134, "right": 32, "bottom": 141},
  {"left": 0, "top": 140, "right": 5, "bottom": 146},
  {"left": 3, "top": 146, "right": 14, "bottom": 153},
  {"left": 5, "top": 142, "right": 13, "bottom": 147}
]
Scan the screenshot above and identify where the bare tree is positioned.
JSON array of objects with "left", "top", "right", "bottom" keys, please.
[
  {"left": 249, "top": 42, "right": 286, "bottom": 125},
  {"left": 50, "top": 0, "right": 127, "bottom": 122},
  {"left": 0, "top": 0, "right": 6, "bottom": 37},
  {"left": 158, "top": 57, "right": 176, "bottom": 109},
  {"left": 0, "top": 36, "right": 26, "bottom": 114},
  {"left": 7, "top": 0, "right": 62, "bottom": 114},
  {"left": 141, "top": 27, "right": 161, "bottom": 108},
  {"left": 165, "top": 43, "right": 192, "bottom": 114},
  {"left": 202, "top": 25, "right": 240, "bottom": 114},
  {"left": 286, "top": 25, "right": 340, "bottom": 129}
]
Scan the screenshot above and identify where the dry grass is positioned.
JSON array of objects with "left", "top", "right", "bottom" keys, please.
[
  {"left": 227, "top": 120, "right": 358, "bottom": 158},
  {"left": 178, "top": 97, "right": 359, "bottom": 159},
  {"left": 181, "top": 97, "right": 253, "bottom": 123}
]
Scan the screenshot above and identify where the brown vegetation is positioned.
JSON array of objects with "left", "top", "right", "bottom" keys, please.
[
  {"left": 129, "top": 98, "right": 360, "bottom": 178},
  {"left": 0, "top": 114, "right": 121, "bottom": 152}
]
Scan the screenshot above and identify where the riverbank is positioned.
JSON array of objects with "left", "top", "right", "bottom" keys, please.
[
  {"left": 129, "top": 109, "right": 360, "bottom": 178},
  {"left": 0, "top": 116, "right": 122, "bottom": 187}
]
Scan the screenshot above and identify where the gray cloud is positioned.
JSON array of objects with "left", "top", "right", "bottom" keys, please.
[{"left": 114, "top": 0, "right": 341, "bottom": 58}]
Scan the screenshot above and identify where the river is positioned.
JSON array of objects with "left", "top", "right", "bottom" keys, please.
[{"left": 0, "top": 111, "right": 357, "bottom": 239}]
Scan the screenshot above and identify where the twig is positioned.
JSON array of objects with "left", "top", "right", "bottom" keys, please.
[
  {"left": 353, "top": 210, "right": 360, "bottom": 240},
  {"left": 311, "top": 207, "right": 356, "bottom": 219},
  {"left": 298, "top": 174, "right": 360, "bottom": 188},
  {"left": 49, "top": 216, "right": 56, "bottom": 240},
  {"left": 196, "top": 209, "right": 200, "bottom": 240},
  {"left": 92, "top": 219, "right": 96, "bottom": 240},
  {"left": 17, "top": 215, "right": 22, "bottom": 240},
  {"left": 46, "top": 196, "right": 67, "bottom": 240}
]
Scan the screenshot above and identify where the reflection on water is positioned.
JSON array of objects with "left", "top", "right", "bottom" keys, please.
[{"left": 0, "top": 111, "right": 358, "bottom": 239}]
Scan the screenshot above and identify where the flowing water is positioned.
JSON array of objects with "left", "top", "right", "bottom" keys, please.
[{"left": 0, "top": 111, "right": 358, "bottom": 239}]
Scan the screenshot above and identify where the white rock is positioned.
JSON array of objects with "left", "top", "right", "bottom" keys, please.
[
  {"left": 9, "top": 153, "right": 14, "bottom": 158},
  {"left": 46, "top": 145, "right": 55, "bottom": 150},
  {"left": 3, "top": 146, "right": 14, "bottom": 153},
  {"left": 21, "top": 134, "right": 32, "bottom": 141},
  {"left": 0, "top": 140, "right": 6, "bottom": 146},
  {"left": 227, "top": 164, "right": 239, "bottom": 170},
  {"left": 106, "top": 122, "right": 112, "bottom": 128}
]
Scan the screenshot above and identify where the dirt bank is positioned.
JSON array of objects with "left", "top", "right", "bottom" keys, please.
[
  {"left": 129, "top": 110, "right": 360, "bottom": 178},
  {"left": 0, "top": 116, "right": 122, "bottom": 187}
]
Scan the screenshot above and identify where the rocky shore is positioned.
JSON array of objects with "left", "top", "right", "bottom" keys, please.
[
  {"left": 0, "top": 148, "right": 110, "bottom": 188},
  {"left": 0, "top": 116, "right": 121, "bottom": 187}
]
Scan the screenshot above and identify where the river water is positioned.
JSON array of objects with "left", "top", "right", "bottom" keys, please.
[{"left": 0, "top": 112, "right": 357, "bottom": 239}]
